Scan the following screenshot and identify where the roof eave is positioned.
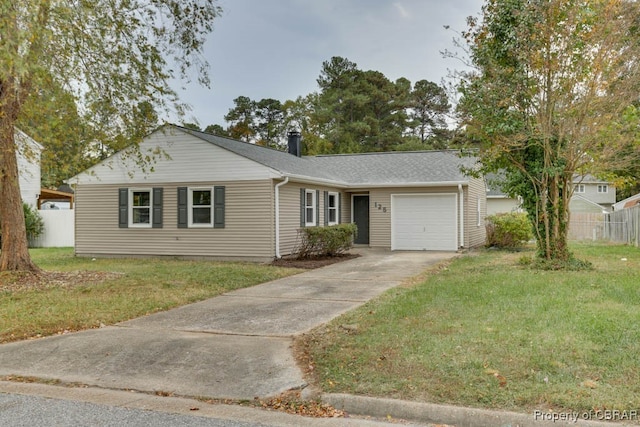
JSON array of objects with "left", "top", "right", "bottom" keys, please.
[
  {"left": 345, "top": 180, "right": 470, "bottom": 189},
  {"left": 281, "top": 173, "right": 350, "bottom": 188}
]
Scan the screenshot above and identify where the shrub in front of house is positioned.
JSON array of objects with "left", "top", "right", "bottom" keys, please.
[
  {"left": 485, "top": 212, "right": 533, "bottom": 249},
  {"left": 296, "top": 223, "right": 358, "bottom": 258}
]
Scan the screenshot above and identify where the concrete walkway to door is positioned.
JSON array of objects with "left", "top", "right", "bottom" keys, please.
[{"left": 0, "top": 249, "right": 456, "bottom": 401}]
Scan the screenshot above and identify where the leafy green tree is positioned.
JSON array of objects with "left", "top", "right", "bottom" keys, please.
[
  {"left": 314, "top": 57, "right": 409, "bottom": 153},
  {"left": 458, "top": 0, "right": 640, "bottom": 263},
  {"left": 204, "top": 124, "right": 228, "bottom": 136},
  {"left": 0, "top": 0, "right": 221, "bottom": 272},
  {"left": 224, "top": 96, "right": 256, "bottom": 142},
  {"left": 16, "top": 78, "right": 94, "bottom": 188},
  {"left": 254, "top": 98, "right": 284, "bottom": 148},
  {"left": 408, "top": 80, "right": 450, "bottom": 145}
]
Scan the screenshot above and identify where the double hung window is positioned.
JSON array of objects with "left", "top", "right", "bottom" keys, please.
[
  {"left": 190, "top": 188, "right": 213, "bottom": 226},
  {"left": 177, "top": 186, "right": 225, "bottom": 229},
  {"left": 327, "top": 192, "right": 339, "bottom": 225},
  {"left": 119, "top": 187, "right": 163, "bottom": 229},
  {"left": 305, "top": 190, "right": 316, "bottom": 227},
  {"left": 130, "top": 189, "right": 152, "bottom": 226}
]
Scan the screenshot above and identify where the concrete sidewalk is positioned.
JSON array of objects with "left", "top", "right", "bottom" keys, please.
[{"left": 0, "top": 249, "right": 454, "bottom": 401}]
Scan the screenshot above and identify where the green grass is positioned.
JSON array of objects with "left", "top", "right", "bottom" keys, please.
[
  {"left": 0, "top": 248, "right": 301, "bottom": 343},
  {"left": 304, "top": 243, "right": 640, "bottom": 414}
]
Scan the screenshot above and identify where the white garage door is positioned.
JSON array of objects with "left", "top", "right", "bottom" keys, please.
[{"left": 392, "top": 194, "right": 457, "bottom": 251}]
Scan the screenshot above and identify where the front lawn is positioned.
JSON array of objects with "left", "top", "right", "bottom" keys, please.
[
  {"left": 0, "top": 248, "right": 300, "bottom": 343},
  {"left": 301, "top": 243, "right": 640, "bottom": 415}
]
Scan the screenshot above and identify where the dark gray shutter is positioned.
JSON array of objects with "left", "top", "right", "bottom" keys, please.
[
  {"left": 300, "top": 188, "right": 306, "bottom": 227},
  {"left": 338, "top": 193, "right": 342, "bottom": 224},
  {"left": 118, "top": 188, "right": 128, "bottom": 228},
  {"left": 152, "top": 188, "right": 163, "bottom": 228},
  {"left": 316, "top": 190, "right": 320, "bottom": 227},
  {"left": 323, "top": 191, "right": 329, "bottom": 226},
  {"left": 214, "top": 186, "right": 225, "bottom": 228},
  {"left": 177, "top": 187, "right": 188, "bottom": 228}
]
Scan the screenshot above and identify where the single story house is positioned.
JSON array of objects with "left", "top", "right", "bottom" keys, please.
[{"left": 67, "top": 125, "right": 487, "bottom": 261}]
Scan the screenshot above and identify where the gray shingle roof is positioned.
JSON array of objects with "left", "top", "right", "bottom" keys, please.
[
  {"left": 309, "top": 151, "right": 477, "bottom": 185},
  {"left": 181, "top": 126, "right": 477, "bottom": 187}
]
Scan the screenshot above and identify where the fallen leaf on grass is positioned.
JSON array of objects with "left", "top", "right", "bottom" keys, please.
[{"left": 494, "top": 373, "right": 507, "bottom": 387}]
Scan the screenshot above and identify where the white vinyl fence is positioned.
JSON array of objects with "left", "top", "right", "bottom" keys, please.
[{"left": 30, "top": 210, "right": 75, "bottom": 248}]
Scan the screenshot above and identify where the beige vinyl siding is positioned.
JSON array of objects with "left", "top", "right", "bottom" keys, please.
[
  {"left": 75, "top": 180, "right": 274, "bottom": 261},
  {"left": 277, "top": 182, "right": 346, "bottom": 257},
  {"left": 465, "top": 177, "right": 487, "bottom": 248},
  {"left": 340, "top": 192, "right": 351, "bottom": 229}
]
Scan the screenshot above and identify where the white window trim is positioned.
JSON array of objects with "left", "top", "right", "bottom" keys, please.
[
  {"left": 477, "top": 198, "right": 482, "bottom": 227},
  {"left": 188, "top": 187, "right": 214, "bottom": 228},
  {"left": 305, "top": 189, "right": 316, "bottom": 227},
  {"left": 575, "top": 184, "right": 585, "bottom": 193},
  {"left": 598, "top": 184, "right": 608, "bottom": 193},
  {"left": 328, "top": 192, "right": 339, "bottom": 226},
  {"left": 129, "top": 188, "right": 152, "bottom": 228}
]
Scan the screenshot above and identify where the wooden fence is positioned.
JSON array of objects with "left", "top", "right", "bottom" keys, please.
[{"left": 603, "top": 205, "right": 640, "bottom": 247}]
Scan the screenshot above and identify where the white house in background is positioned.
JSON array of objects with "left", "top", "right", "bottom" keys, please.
[
  {"left": 16, "top": 129, "right": 43, "bottom": 208},
  {"left": 486, "top": 173, "right": 616, "bottom": 215},
  {"left": 572, "top": 174, "right": 616, "bottom": 212}
]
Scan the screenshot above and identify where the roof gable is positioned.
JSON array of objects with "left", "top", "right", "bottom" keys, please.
[{"left": 69, "top": 127, "right": 279, "bottom": 185}]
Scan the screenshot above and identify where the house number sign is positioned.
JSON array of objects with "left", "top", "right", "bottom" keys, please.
[{"left": 374, "top": 201, "right": 388, "bottom": 213}]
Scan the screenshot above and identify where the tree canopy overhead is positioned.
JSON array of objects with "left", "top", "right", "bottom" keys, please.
[
  {"left": 211, "top": 56, "right": 453, "bottom": 155},
  {"left": 457, "top": 0, "right": 640, "bottom": 263},
  {"left": 0, "top": 0, "right": 221, "bottom": 272}
]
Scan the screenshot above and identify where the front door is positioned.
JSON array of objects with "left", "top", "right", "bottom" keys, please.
[{"left": 352, "top": 195, "right": 370, "bottom": 245}]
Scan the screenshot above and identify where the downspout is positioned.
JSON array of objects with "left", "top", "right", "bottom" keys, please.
[
  {"left": 458, "top": 184, "right": 464, "bottom": 249},
  {"left": 274, "top": 177, "right": 289, "bottom": 258}
]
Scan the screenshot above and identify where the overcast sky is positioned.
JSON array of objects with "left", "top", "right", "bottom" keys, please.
[{"left": 175, "top": 0, "right": 483, "bottom": 128}]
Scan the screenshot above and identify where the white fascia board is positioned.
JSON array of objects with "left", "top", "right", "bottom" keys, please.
[{"left": 282, "top": 174, "right": 350, "bottom": 189}]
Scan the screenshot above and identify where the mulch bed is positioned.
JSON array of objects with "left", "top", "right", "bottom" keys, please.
[{"left": 270, "top": 253, "right": 360, "bottom": 269}]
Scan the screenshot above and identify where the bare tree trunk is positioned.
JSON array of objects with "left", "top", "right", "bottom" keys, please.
[{"left": 0, "top": 88, "right": 40, "bottom": 273}]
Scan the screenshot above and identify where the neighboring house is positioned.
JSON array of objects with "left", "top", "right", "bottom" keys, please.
[
  {"left": 486, "top": 173, "right": 615, "bottom": 215},
  {"left": 485, "top": 173, "right": 522, "bottom": 215},
  {"left": 572, "top": 174, "right": 615, "bottom": 212},
  {"left": 16, "top": 129, "right": 43, "bottom": 209},
  {"left": 67, "top": 125, "right": 487, "bottom": 261},
  {"left": 612, "top": 192, "right": 640, "bottom": 211}
]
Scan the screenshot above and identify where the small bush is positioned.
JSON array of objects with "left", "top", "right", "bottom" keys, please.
[
  {"left": 24, "top": 203, "right": 45, "bottom": 242},
  {"left": 0, "top": 203, "right": 45, "bottom": 246},
  {"left": 296, "top": 224, "right": 357, "bottom": 258},
  {"left": 485, "top": 212, "right": 533, "bottom": 249}
]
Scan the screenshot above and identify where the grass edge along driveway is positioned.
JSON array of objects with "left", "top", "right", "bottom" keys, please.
[
  {"left": 300, "top": 243, "right": 640, "bottom": 417},
  {"left": 0, "top": 248, "right": 301, "bottom": 343}
]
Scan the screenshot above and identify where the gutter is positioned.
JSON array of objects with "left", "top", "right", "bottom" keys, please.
[
  {"left": 274, "top": 176, "right": 289, "bottom": 259},
  {"left": 458, "top": 184, "right": 464, "bottom": 249}
]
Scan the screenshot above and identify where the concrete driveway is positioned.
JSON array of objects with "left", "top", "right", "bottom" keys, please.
[{"left": 0, "top": 249, "right": 455, "bottom": 401}]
